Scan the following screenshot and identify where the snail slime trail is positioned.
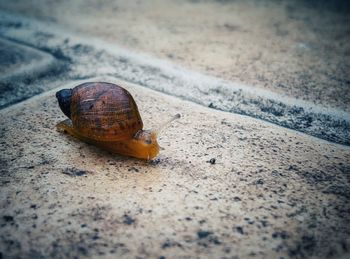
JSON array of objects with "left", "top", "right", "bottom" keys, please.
[{"left": 56, "top": 82, "right": 180, "bottom": 160}]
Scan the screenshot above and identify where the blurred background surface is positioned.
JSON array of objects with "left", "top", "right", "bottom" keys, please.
[{"left": 1, "top": 0, "right": 349, "bottom": 111}]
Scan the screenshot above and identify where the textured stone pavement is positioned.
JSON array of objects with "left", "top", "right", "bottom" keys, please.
[
  {"left": 1, "top": 78, "right": 349, "bottom": 258},
  {"left": 0, "top": 1, "right": 350, "bottom": 259}
]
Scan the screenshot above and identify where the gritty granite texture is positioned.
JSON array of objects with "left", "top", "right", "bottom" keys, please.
[
  {"left": 0, "top": 78, "right": 349, "bottom": 258},
  {"left": 0, "top": 0, "right": 349, "bottom": 111},
  {"left": 0, "top": 12, "right": 349, "bottom": 145}
]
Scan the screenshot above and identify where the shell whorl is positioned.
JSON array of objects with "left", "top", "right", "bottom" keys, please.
[{"left": 69, "top": 82, "right": 143, "bottom": 141}]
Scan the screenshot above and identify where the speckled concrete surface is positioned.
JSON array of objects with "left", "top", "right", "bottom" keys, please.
[
  {"left": 1, "top": 1, "right": 350, "bottom": 258},
  {"left": 1, "top": 78, "right": 349, "bottom": 258},
  {"left": 0, "top": 0, "right": 349, "bottom": 111}
]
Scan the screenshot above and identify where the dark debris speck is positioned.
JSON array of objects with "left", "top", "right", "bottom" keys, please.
[
  {"left": 62, "top": 167, "right": 90, "bottom": 177},
  {"left": 197, "top": 230, "right": 212, "bottom": 239},
  {"left": 161, "top": 239, "right": 182, "bottom": 249},
  {"left": 122, "top": 214, "right": 135, "bottom": 225},
  {"left": 272, "top": 231, "right": 289, "bottom": 239},
  {"left": 3, "top": 215, "right": 14, "bottom": 222},
  {"left": 78, "top": 246, "right": 88, "bottom": 256},
  {"left": 208, "top": 158, "right": 216, "bottom": 165},
  {"left": 236, "top": 226, "right": 244, "bottom": 235}
]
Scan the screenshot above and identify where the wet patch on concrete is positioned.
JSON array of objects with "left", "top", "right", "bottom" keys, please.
[{"left": 0, "top": 11, "right": 349, "bottom": 145}]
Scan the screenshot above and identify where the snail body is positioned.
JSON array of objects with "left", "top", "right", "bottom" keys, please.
[{"left": 56, "top": 82, "right": 179, "bottom": 160}]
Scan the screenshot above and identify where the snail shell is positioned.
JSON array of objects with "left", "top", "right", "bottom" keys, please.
[{"left": 69, "top": 82, "right": 142, "bottom": 141}]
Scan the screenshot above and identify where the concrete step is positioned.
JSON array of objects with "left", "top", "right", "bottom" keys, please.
[{"left": 1, "top": 77, "right": 349, "bottom": 258}]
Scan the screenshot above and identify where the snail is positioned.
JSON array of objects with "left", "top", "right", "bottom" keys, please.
[{"left": 56, "top": 82, "right": 180, "bottom": 160}]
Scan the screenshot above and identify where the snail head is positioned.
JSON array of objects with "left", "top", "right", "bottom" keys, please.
[
  {"left": 131, "top": 114, "right": 181, "bottom": 160},
  {"left": 132, "top": 130, "right": 160, "bottom": 160}
]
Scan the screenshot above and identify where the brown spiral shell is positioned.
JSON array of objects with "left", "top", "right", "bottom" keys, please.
[{"left": 70, "top": 82, "right": 143, "bottom": 141}]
